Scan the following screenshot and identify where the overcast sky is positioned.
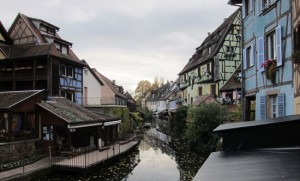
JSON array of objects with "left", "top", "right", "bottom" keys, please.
[{"left": 2, "top": 0, "right": 238, "bottom": 94}]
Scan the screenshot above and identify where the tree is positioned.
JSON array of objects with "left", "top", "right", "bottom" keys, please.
[
  {"left": 134, "top": 80, "right": 151, "bottom": 99},
  {"left": 150, "top": 76, "right": 165, "bottom": 91},
  {"left": 184, "top": 103, "right": 230, "bottom": 155}
]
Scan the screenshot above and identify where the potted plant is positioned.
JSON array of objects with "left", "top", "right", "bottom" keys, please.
[
  {"left": 262, "top": 59, "right": 276, "bottom": 84},
  {"left": 292, "top": 50, "right": 300, "bottom": 64}
]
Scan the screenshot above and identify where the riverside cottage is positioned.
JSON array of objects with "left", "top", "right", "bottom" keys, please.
[{"left": 0, "top": 90, "right": 121, "bottom": 162}]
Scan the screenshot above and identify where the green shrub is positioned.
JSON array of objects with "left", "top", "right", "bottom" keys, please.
[
  {"left": 172, "top": 105, "right": 188, "bottom": 137},
  {"left": 184, "top": 103, "right": 229, "bottom": 155}
]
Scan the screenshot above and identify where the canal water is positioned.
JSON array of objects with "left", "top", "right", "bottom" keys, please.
[{"left": 37, "top": 128, "right": 204, "bottom": 181}]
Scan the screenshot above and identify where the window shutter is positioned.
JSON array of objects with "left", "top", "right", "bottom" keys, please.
[
  {"left": 242, "top": 0, "right": 246, "bottom": 18},
  {"left": 243, "top": 48, "right": 247, "bottom": 69},
  {"left": 250, "top": 0, "right": 253, "bottom": 12},
  {"left": 260, "top": 96, "right": 266, "bottom": 120},
  {"left": 257, "top": 0, "right": 263, "bottom": 15},
  {"left": 257, "top": 36, "right": 265, "bottom": 72},
  {"left": 277, "top": 93, "right": 285, "bottom": 117},
  {"left": 276, "top": 25, "right": 282, "bottom": 66},
  {"left": 250, "top": 44, "right": 254, "bottom": 66}
]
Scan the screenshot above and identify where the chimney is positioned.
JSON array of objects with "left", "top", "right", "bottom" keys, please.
[
  {"left": 112, "top": 80, "right": 115, "bottom": 85},
  {"left": 208, "top": 32, "right": 211, "bottom": 36}
]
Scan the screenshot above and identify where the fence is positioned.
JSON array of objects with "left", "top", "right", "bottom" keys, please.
[{"left": 50, "top": 139, "right": 139, "bottom": 170}]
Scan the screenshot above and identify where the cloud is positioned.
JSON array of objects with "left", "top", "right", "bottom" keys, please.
[{"left": 2, "top": 0, "right": 238, "bottom": 93}]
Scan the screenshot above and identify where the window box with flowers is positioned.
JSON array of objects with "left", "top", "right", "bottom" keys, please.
[{"left": 262, "top": 59, "right": 276, "bottom": 84}]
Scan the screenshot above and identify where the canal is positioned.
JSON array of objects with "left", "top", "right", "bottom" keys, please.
[{"left": 37, "top": 128, "right": 204, "bottom": 181}]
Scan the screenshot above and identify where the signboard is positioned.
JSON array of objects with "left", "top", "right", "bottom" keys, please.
[{"left": 43, "top": 126, "right": 53, "bottom": 141}]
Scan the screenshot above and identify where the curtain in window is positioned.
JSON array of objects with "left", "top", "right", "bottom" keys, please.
[{"left": 12, "top": 113, "right": 22, "bottom": 132}]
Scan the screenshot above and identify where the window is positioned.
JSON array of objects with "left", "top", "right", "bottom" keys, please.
[
  {"left": 266, "top": 31, "right": 276, "bottom": 60},
  {"left": 66, "top": 92, "right": 74, "bottom": 102},
  {"left": 269, "top": 95, "right": 277, "bottom": 118},
  {"left": 66, "top": 66, "right": 73, "bottom": 77},
  {"left": 198, "top": 87, "right": 203, "bottom": 96},
  {"left": 257, "top": 0, "right": 277, "bottom": 15},
  {"left": 226, "top": 46, "right": 234, "bottom": 54},
  {"left": 257, "top": 25, "right": 282, "bottom": 72},
  {"left": 243, "top": 44, "right": 254, "bottom": 69},
  {"left": 242, "top": 0, "right": 253, "bottom": 18},
  {"left": 202, "top": 66, "right": 206, "bottom": 76},
  {"left": 61, "top": 91, "right": 74, "bottom": 102},
  {"left": 208, "top": 46, "right": 211, "bottom": 55},
  {"left": 40, "top": 25, "right": 55, "bottom": 36},
  {"left": 55, "top": 42, "right": 69, "bottom": 55},
  {"left": 260, "top": 93, "right": 285, "bottom": 120},
  {"left": 211, "top": 84, "right": 216, "bottom": 97},
  {"left": 197, "top": 67, "right": 201, "bottom": 77},
  {"left": 263, "top": 0, "right": 276, "bottom": 9},
  {"left": 60, "top": 64, "right": 66, "bottom": 76}
]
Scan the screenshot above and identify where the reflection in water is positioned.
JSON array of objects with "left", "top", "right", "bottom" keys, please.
[
  {"left": 36, "top": 149, "right": 141, "bottom": 181},
  {"left": 145, "top": 128, "right": 204, "bottom": 181},
  {"left": 37, "top": 129, "right": 204, "bottom": 181}
]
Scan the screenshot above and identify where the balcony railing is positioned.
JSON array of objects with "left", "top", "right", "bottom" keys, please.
[{"left": 0, "top": 68, "right": 48, "bottom": 80}]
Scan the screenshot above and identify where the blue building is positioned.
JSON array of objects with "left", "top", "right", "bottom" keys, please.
[{"left": 228, "top": 0, "right": 294, "bottom": 121}]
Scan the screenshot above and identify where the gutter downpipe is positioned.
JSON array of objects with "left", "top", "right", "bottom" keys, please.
[{"left": 228, "top": 2, "right": 245, "bottom": 122}]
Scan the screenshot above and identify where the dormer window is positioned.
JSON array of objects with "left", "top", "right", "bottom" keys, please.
[
  {"left": 55, "top": 42, "right": 69, "bottom": 55},
  {"left": 208, "top": 46, "right": 212, "bottom": 55},
  {"left": 40, "top": 25, "right": 55, "bottom": 36}
]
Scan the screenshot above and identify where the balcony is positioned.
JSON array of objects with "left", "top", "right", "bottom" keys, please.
[{"left": 0, "top": 68, "right": 48, "bottom": 80}]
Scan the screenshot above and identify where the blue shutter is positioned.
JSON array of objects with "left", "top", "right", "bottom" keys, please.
[
  {"left": 260, "top": 96, "right": 266, "bottom": 120},
  {"left": 250, "top": 44, "right": 254, "bottom": 67},
  {"left": 257, "top": 37, "right": 265, "bottom": 72},
  {"left": 242, "top": 0, "right": 246, "bottom": 18},
  {"left": 276, "top": 25, "right": 282, "bottom": 66},
  {"left": 257, "top": 0, "right": 263, "bottom": 15},
  {"left": 250, "top": 0, "right": 253, "bottom": 12},
  {"left": 277, "top": 93, "right": 285, "bottom": 117},
  {"left": 243, "top": 48, "right": 247, "bottom": 69}
]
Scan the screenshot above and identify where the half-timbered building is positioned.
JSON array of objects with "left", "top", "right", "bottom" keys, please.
[
  {"left": 178, "top": 8, "right": 242, "bottom": 105},
  {"left": 0, "top": 13, "right": 85, "bottom": 104},
  {"left": 229, "top": 0, "right": 294, "bottom": 121},
  {"left": 293, "top": 0, "right": 300, "bottom": 114}
]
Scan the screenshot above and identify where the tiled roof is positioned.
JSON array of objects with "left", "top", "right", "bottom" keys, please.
[
  {"left": 220, "top": 66, "right": 242, "bottom": 92},
  {"left": 38, "top": 97, "right": 119, "bottom": 124},
  {"left": 0, "top": 21, "right": 12, "bottom": 45},
  {"left": 192, "top": 95, "right": 218, "bottom": 106},
  {"left": 93, "top": 69, "right": 127, "bottom": 99},
  {"left": 125, "top": 92, "right": 136, "bottom": 104},
  {"left": 0, "top": 90, "right": 43, "bottom": 110},
  {"left": 8, "top": 43, "right": 51, "bottom": 58},
  {"left": 179, "top": 8, "right": 240, "bottom": 75},
  {"left": 9, "top": 13, "right": 82, "bottom": 63}
]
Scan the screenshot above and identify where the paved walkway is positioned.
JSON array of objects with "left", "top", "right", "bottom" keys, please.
[
  {"left": 52, "top": 140, "right": 139, "bottom": 169},
  {"left": 0, "top": 140, "right": 139, "bottom": 180},
  {"left": 0, "top": 157, "right": 51, "bottom": 181}
]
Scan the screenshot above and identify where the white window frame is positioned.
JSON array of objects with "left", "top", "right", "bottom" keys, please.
[
  {"left": 269, "top": 94, "right": 277, "bottom": 118},
  {"left": 243, "top": 44, "right": 254, "bottom": 69}
]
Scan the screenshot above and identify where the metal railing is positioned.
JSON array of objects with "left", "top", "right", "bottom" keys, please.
[{"left": 50, "top": 140, "right": 139, "bottom": 170}]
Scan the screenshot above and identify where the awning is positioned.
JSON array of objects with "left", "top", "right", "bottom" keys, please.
[{"left": 68, "top": 120, "right": 121, "bottom": 129}]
